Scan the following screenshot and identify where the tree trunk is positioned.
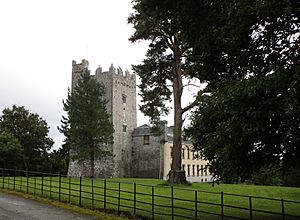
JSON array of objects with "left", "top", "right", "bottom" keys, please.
[
  {"left": 90, "top": 150, "right": 95, "bottom": 178},
  {"left": 168, "top": 47, "right": 186, "bottom": 184}
]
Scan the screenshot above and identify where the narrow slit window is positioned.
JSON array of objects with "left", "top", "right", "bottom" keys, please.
[
  {"left": 144, "top": 135, "right": 150, "bottom": 145},
  {"left": 122, "top": 94, "right": 127, "bottom": 104}
]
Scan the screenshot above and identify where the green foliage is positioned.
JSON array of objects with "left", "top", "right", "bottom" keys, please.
[
  {"left": 252, "top": 164, "right": 282, "bottom": 186},
  {"left": 187, "top": 67, "right": 300, "bottom": 183},
  {"left": 0, "top": 105, "right": 53, "bottom": 171},
  {"left": 59, "top": 72, "right": 114, "bottom": 177},
  {"left": 283, "top": 162, "right": 300, "bottom": 187},
  {"left": 0, "top": 131, "right": 23, "bottom": 169},
  {"left": 184, "top": 0, "right": 299, "bottom": 184},
  {"left": 179, "top": 0, "right": 299, "bottom": 86},
  {"left": 129, "top": 0, "right": 179, "bottom": 123},
  {"left": 47, "top": 146, "right": 69, "bottom": 175}
]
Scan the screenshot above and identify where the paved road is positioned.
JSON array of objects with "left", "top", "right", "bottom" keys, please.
[{"left": 0, "top": 192, "right": 97, "bottom": 220}]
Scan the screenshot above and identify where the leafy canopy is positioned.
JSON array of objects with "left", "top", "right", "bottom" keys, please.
[
  {"left": 185, "top": 0, "right": 299, "bottom": 183},
  {"left": 0, "top": 105, "right": 53, "bottom": 171},
  {"left": 0, "top": 131, "right": 23, "bottom": 169}
]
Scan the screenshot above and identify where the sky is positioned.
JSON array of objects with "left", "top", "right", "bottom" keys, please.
[{"left": 0, "top": 0, "right": 200, "bottom": 150}]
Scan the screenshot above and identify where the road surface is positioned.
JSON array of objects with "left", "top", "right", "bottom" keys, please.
[{"left": 0, "top": 191, "right": 97, "bottom": 220}]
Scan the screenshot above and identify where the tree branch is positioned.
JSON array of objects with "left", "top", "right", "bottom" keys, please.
[
  {"left": 181, "top": 91, "right": 203, "bottom": 114},
  {"left": 183, "top": 83, "right": 202, "bottom": 88},
  {"left": 182, "top": 98, "right": 198, "bottom": 114}
]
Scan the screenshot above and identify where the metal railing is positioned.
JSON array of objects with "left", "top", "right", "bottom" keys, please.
[{"left": 1, "top": 168, "right": 299, "bottom": 220}]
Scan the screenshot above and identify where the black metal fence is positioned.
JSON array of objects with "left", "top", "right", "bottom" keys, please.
[{"left": 1, "top": 168, "right": 299, "bottom": 220}]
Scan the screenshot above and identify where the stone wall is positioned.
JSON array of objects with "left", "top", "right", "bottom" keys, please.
[
  {"left": 96, "top": 64, "right": 137, "bottom": 177},
  {"left": 131, "top": 122, "right": 167, "bottom": 179}
]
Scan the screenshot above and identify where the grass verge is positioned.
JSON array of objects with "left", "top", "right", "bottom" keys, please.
[{"left": 1, "top": 177, "right": 300, "bottom": 220}]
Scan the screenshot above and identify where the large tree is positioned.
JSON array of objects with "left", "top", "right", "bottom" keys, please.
[
  {"left": 0, "top": 131, "right": 23, "bottom": 169},
  {"left": 186, "top": 68, "right": 300, "bottom": 183},
  {"left": 129, "top": 0, "right": 208, "bottom": 183},
  {"left": 0, "top": 105, "right": 53, "bottom": 171},
  {"left": 184, "top": 0, "right": 299, "bottom": 183},
  {"left": 59, "top": 72, "right": 114, "bottom": 178}
]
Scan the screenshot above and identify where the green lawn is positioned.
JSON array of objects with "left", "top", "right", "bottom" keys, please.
[{"left": 1, "top": 176, "right": 300, "bottom": 220}]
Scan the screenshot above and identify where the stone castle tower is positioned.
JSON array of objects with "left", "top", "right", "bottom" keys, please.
[{"left": 68, "top": 59, "right": 137, "bottom": 177}]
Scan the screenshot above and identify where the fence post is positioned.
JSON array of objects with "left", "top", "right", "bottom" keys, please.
[
  {"left": 171, "top": 186, "right": 174, "bottom": 220},
  {"left": 195, "top": 191, "right": 198, "bottom": 220},
  {"left": 50, "top": 176, "right": 52, "bottom": 199},
  {"left": 249, "top": 196, "right": 253, "bottom": 220},
  {"left": 152, "top": 186, "right": 154, "bottom": 220},
  {"left": 92, "top": 178, "right": 94, "bottom": 209},
  {"left": 134, "top": 182, "right": 136, "bottom": 215},
  {"left": 59, "top": 174, "right": 62, "bottom": 201},
  {"left": 2, "top": 169, "right": 4, "bottom": 189},
  {"left": 26, "top": 170, "right": 29, "bottom": 193},
  {"left": 68, "top": 177, "right": 71, "bottom": 203},
  {"left": 281, "top": 199, "right": 285, "bottom": 220},
  {"left": 34, "top": 176, "right": 36, "bottom": 195},
  {"left": 221, "top": 191, "right": 224, "bottom": 220},
  {"left": 118, "top": 182, "right": 121, "bottom": 215},
  {"left": 41, "top": 175, "right": 44, "bottom": 196},
  {"left": 79, "top": 176, "right": 82, "bottom": 206},
  {"left": 20, "top": 175, "right": 22, "bottom": 191},
  {"left": 104, "top": 179, "right": 107, "bottom": 210},
  {"left": 2, "top": 169, "right": 4, "bottom": 188},
  {"left": 13, "top": 169, "right": 16, "bottom": 190}
]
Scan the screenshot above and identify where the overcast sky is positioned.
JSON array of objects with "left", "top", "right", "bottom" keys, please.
[{"left": 0, "top": 0, "right": 201, "bottom": 150}]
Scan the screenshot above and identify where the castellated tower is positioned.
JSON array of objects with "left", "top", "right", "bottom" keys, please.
[{"left": 68, "top": 59, "right": 137, "bottom": 178}]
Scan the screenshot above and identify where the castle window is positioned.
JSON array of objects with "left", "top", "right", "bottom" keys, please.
[
  {"left": 121, "top": 149, "right": 125, "bottom": 161},
  {"left": 187, "top": 165, "right": 190, "bottom": 176},
  {"left": 201, "top": 165, "right": 203, "bottom": 176},
  {"left": 182, "top": 147, "right": 185, "bottom": 159},
  {"left": 123, "top": 125, "right": 127, "bottom": 132},
  {"left": 122, "top": 94, "right": 127, "bottom": 104},
  {"left": 197, "top": 165, "right": 200, "bottom": 176},
  {"left": 170, "top": 146, "right": 173, "bottom": 157},
  {"left": 187, "top": 148, "right": 190, "bottom": 159},
  {"left": 144, "top": 135, "right": 149, "bottom": 145},
  {"left": 182, "top": 164, "right": 185, "bottom": 171},
  {"left": 192, "top": 165, "right": 195, "bottom": 176}
]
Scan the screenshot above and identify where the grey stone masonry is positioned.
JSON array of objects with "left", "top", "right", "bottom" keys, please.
[
  {"left": 68, "top": 60, "right": 137, "bottom": 178},
  {"left": 131, "top": 121, "right": 167, "bottom": 179}
]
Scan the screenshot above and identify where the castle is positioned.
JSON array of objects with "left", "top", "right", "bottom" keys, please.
[
  {"left": 68, "top": 59, "right": 212, "bottom": 182},
  {"left": 68, "top": 59, "right": 136, "bottom": 178}
]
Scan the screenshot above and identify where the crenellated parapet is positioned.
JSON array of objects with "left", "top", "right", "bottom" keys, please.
[
  {"left": 71, "top": 59, "right": 89, "bottom": 90},
  {"left": 96, "top": 63, "right": 135, "bottom": 79},
  {"left": 72, "top": 60, "right": 136, "bottom": 89}
]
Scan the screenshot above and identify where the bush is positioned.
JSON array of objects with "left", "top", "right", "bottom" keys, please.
[
  {"left": 283, "top": 166, "right": 300, "bottom": 187},
  {"left": 252, "top": 165, "right": 281, "bottom": 186}
]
